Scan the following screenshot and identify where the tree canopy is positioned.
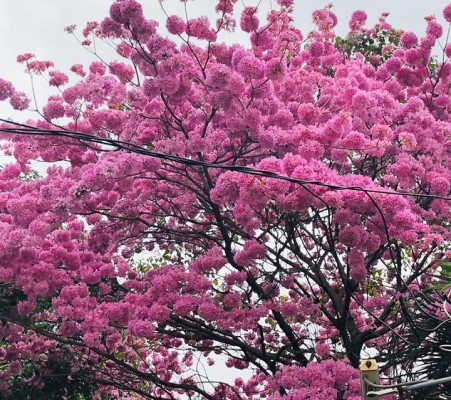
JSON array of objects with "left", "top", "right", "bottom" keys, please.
[{"left": 0, "top": 1, "right": 450, "bottom": 399}]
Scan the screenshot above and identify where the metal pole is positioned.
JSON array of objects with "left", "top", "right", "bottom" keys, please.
[{"left": 406, "top": 376, "right": 451, "bottom": 390}]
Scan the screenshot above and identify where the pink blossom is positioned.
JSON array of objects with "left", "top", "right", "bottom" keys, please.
[
  {"left": 444, "top": 4, "right": 451, "bottom": 22},
  {"left": 224, "top": 292, "right": 241, "bottom": 308},
  {"left": 205, "top": 63, "right": 230, "bottom": 89},
  {"left": 99, "top": 17, "right": 123, "bottom": 38},
  {"left": 215, "top": 0, "right": 234, "bottom": 13},
  {"left": 186, "top": 17, "right": 217, "bottom": 41},
  {"left": 116, "top": 42, "right": 132, "bottom": 58},
  {"left": 128, "top": 320, "right": 155, "bottom": 339},
  {"left": 309, "top": 41, "right": 324, "bottom": 57},
  {"left": 82, "top": 21, "right": 98, "bottom": 37},
  {"left": 445, "top": 44, "right": 451, "bottom": 58},
  {"left": 397, "top": 66, "right": 421, "bottom": 87},
  {"left": 341, "top": 130, "right": 365, "bottom": 149},
  {"left": 89, "top": 61, "right": 106, "bottom": 75},
  {"left": 70, "top": 64, "right": 86, "bottom": 77},
  {"left": 48, "top": 70, "right": 69, "bottom": 86},
  {"left": 16, "top": 52, "right": 34, "bottom": 63},
  {"left": 349, "top": 10, "right": 367, "bottom": 31},
  {"left": 157, "top": 74, "right": 180, "bottom": 95},
  {"left": 250, "top": 29, "right": 275, "bottom": 50},
  {"left": 17, "top": 300, "right": 35, "bottom": 316},
  {"left": 339, "top": 225, "right": 363, "bottom": 247},
  {"left": 149, "top": 304, "right": 170, "bottom": 323},
  {"left": 237, "top": 56, "right": 265, "bottom": 79},
  {"left": 269, "top": 108, "right": 294, "bottom": 127},
  {"left": 0, "top": 79, "right": 14, "bottom": 101},
  {"left": 278, "top": 0, "right": 294, "bottom": 6},
  {"left": 420, "top": 34, "right": 436, "bottom": 50},
  {"left": 269, "top": 361, "right": 359, "bottom": 398},
  {"left": 398, "top": 131, "right": 417, "bottom": 150},
  {"left": 315, "top": 342, "right": 331, "bottom": 357},
  {"left": 142, "top": 78, "right": 159, "bottom": 98},
  {"left": 430, "top": 177, "right": 450, "bottom": 196},
  {"left": 348, "top": 252, "right": 367, "bottom": 284},
  {"left": 280, "top": 302, "right": 298, "bottom": 318},
  {"left": 43, "top": 99, "right": 65, "bottom": 120},
  {"left": 234, "top": 239, "right": 267, "bottom": 266},
  {"left": 198, "top": 302, "right": 221, "bottom": 322},
  {"left": 109, "top": 61, "right": 134, "bottom": 83},
  {"left": 393, "top": 210, "right": 416, "bottom": 228},
  {"left": 384, "top": 57, "right": 402, "bottom": 73},
  {"left": 27, "top": 59, "right": 54, "bottom": 73},
  {"left": 110, "top": 0, "right": 143, "bottom": 24},
  {"left": 404, "top": 48, "right": 420, "bottom": 65},
  {"left": 173, "top": 297, "right": 197, "bottom": 316},
  {"left": 400, "top": 31, "right": 418, "bottom": 49},
  {"left": 297, "top": 103, "right": 320, "bottom": 125},
  {"left": 8, "top": 360, "right": 21, "bottom": 375},
  {"left": 265, "top": 58, "right": 286, "bottom": 80},
  {"left": 166, "top": 15, "right": 186, "bottom": 35},
  {"left": 312, "top": 8, "right": 338, "bottom": 31},
  {"left": 224, "top": 271, "right": 247, "bottom": 286},
  {"left": 9, "top": 92, "right": 30, "bottom": 110},
  {"left": 240, "top": 7, "right": 259, "bottom": 33},
  {"left": 426, "top": 20, "right": 443, "bottom": 38}
]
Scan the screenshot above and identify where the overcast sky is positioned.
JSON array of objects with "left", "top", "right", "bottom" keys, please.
[{"left": 0, "top": 0, "right": 450, "bottom": 119}]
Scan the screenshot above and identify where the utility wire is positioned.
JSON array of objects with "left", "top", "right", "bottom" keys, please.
[{"left": 0, "top": 118, "right": 450, "bottom": 202}]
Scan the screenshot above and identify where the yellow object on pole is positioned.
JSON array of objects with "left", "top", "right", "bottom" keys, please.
[{"left": 360, "top": 359, "right": 380, "bottom": 400}]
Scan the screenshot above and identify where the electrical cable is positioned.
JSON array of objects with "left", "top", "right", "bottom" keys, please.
[{"left": 1, "top": 118, "right": 450, "bottom": 202}]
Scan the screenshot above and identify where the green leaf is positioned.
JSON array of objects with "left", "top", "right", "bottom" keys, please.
[{"left": 439, "top": 261, "right": 451, "bottom": 274}]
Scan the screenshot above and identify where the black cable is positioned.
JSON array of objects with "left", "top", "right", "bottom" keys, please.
[{"left": 0, "top": 118, "right": 450, "bottom": 202}]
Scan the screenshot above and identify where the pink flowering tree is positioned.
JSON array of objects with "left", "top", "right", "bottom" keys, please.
[{"left": 0, "top": 1, "right": 450, "bottom": 399}]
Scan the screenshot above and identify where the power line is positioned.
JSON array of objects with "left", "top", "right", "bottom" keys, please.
[{"left": 0, "top": 118, "right": 450, "bottom": 202}]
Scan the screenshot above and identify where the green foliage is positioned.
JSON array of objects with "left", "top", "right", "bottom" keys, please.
[
  {"left": 6, "top": 352, "right": 96, "bottom": 400},
  {"left": 430, "top": 261, "right": 451, "bottom": 292},
  {"left": 391, "top": 274, "right": 451, "bottom": 400},
  {"left": 19, "top": 170, "right": 41, "bottom": 181},
  {"left": 335, "top": 28, "right": 401, "bottom": 63}
]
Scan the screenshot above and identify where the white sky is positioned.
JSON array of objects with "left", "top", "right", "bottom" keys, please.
[{"left": 0, "top": 0, "right": 449, "bottom": 119}]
